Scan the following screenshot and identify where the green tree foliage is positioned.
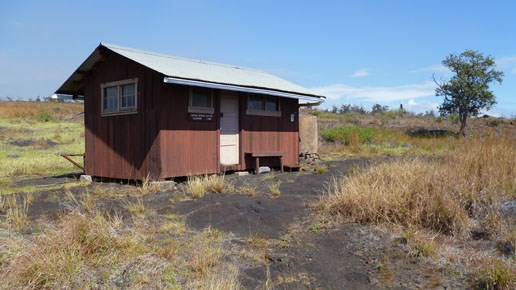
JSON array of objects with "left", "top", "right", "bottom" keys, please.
[
  {"left": 435, "top": 50, "right": 503, "bottom": 136},
  {"left": 371, "top": 104, "right": 389, "bottom": 114}
]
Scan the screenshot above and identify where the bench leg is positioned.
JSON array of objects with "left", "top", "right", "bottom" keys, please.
[
  {"left": 279, "top": 156, "right": 284, "bottom": 172},
  {"left": 255, "top": 157, "right": 260, "bottom": 174}
]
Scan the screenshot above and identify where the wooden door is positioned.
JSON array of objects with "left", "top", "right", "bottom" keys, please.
[{"left": 220, "top": 91, "right": 239, "bottom": 165}]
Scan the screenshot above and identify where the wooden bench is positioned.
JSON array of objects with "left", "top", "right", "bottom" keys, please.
[{"left": 245, "top": 152, "right": 284, "bottom": 174}]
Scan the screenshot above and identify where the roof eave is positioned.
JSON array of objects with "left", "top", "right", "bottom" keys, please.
[
  {"left": 55, "top": 44, "right": 105, "bottom": 95},
  {"left": 163, "top": 76, "right": 325, "bottom": 103}
]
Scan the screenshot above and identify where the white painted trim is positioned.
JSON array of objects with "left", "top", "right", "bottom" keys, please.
[{"left": 164, "top": 77, "right": 324, "bottom": 103}]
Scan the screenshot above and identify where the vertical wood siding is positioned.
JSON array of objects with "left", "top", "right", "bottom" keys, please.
[
  {"left": 239, "top": 94, "right": 299, "bottom": 169},
  {"left": 159, "top": 84, "right": 220, "bottom": 177},
  {"left": 84, "top": 50, "right": 161, "bottom": 180}
]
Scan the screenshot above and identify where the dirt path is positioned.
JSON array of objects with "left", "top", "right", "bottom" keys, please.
[{"left": 173, "top": 158, "right": 385, "bottom": 289}]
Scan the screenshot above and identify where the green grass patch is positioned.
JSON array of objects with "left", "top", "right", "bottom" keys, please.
[
  {"left": 0, "top": 115, "right": 84, "bottom": 179},
  {"left": 321, "top": 126, "right": 378, "bottom": 145}
]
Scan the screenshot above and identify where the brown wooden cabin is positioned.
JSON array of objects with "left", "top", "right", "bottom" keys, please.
[{"left": 56, "top": 43, "right": 325, "bottom": 180}]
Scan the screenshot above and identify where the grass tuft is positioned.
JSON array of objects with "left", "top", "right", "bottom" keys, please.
[
  {"left": 269, "top": 181, "right": 282, "bottom": 197},
  {"left": 139, "top": 174, "right": 161, "bottom": 194},
  {"left": 186, "top": 174, "right": 230, "bottom": 198},
  {"left": 124, "top": 196, "right": 146, "bottom": 219},
  {"left": 474, "top": 259, "right": 515, "bottom": 290}
]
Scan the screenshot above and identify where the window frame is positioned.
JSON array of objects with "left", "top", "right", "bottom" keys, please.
[
  {"left": 188, "top": 86, "right": 214, "bottom": 114},
  {"left": 246, "top": 93, "right": 281, "bottom": 117},
  {"left": 101, "top": 78, "right": 138, "bottom": 116}
]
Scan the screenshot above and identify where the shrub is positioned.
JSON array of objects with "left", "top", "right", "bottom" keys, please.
[
  {"left": 338, "top": 114, "right": 360, "bottom": 125},
  {"left": 449, "top": 113, "right": 459, "bottom": 125},
  {"left": 487, "top": 118, "right": 502, "bottom": 127},
  {"left": 308, "top": 110, "right": 322, "bottom": 117},
  {"left": 34, "top": 110, "right": 54, "bottom": 122},
  {"left": 321, "top": 126, "right": 377, "bottom": 145}
]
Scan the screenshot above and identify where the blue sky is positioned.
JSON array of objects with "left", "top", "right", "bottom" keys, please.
[{"left": 1, "top": 0, "right": 515, "bottom": 116}]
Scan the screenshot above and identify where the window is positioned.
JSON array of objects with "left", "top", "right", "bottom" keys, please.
[
  {"left": 189, "top": 87, "right": 214, "bottom": 113},
  {"left": 101, "top": 78, "right": 138, "bottom": 115},
  {"left": 246, "top": 93, "right": 280, "bottom": 116}
]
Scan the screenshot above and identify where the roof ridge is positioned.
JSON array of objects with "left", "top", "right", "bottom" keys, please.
[{"left": 101, "top": 43, "right": 268, "bottom": 74}]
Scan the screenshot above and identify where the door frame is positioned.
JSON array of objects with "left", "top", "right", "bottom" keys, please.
[{"left": 219, "top": 91, "right": 240, "bottom": 166}]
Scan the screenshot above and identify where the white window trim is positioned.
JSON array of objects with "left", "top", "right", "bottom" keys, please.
[
  {"left": 101, "top": 78, "right": 138, "bottom": 116},
  {"left": 246, "top": 93, "right": 281, "bottom": 117},
  {"left": 188, "top": 87, "right": 214, "bottom": 114}
]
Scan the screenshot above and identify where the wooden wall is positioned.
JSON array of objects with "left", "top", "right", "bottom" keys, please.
[
  {"left": 239, "top": 94, "right": 299, "bottom": 169},
  {"left": 159, "top": 88, "right": 299, "bottom": 177},
  {"left": 83, "top": 49, "right": 162, "bottom": 180},
  {"left": 159, "top": 84, "right": 220, "bottom": 177}
]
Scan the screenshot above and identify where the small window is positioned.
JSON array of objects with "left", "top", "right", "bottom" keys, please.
[
  {"left": 189, "top": 87, "right": 214, "bottom": 113},
  {"left": 103, "top": 86, "right": 118, "bottom": 112},
  {"left": 265, "top": 95, "right": 279, "bottom": 111},
  {"left": 120, "top": 83, "right": 136, "bottom": 110},
  {"left": 246, "top": 93, "right": 281, "bottom": 116},
  {"left": 101, "top": 79, "right": 138, "bottom": 115},
  {"left": 248, "top": 94, "right": 264, "bottom": 110}
]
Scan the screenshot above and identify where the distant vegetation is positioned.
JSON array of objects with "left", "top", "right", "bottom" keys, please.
[{"left": 0, "top": 101, "right": 84, "bottom": 193}]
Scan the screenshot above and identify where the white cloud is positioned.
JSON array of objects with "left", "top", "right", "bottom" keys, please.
[
  {"left": 404, "top": 99, "right": 440, "bottom": 114},
  {"left": 351, "top": 69, "right": 369, "bottom": 78},
  {"left": 496, "top": 56, "right": 516, "bottom": 74},
  {"left": 410, "top": 64, "right": 448, "bottom": 73},
  {"left": 497, "top": 56, "right": 516, "bottom": 67},
  {"left": 312, "top": 81, "right": 436, "bottom": 102}
]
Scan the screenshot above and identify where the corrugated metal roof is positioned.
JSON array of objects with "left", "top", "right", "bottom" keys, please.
[{"left": 56, "top": 43, "right": 324, "bottom": 101}]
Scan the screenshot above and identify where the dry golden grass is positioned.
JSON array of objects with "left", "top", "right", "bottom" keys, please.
[
  {"left": 123, "top": 196, "right": 146, "bottom": 218},
  {"left": 0, "top": 210, "right": 145, "bottom": 289},
  {"left": 0, "top": 205, "right": 246, "bottom": 289},
  {"left": 189, "top": 231, "right": 223, "bottom": 277},
  {"left": 474, "top": 258, "right": 516, "bottom": 290},
  {"left": 239, "top": 182, "right": 260, "bottom": 196},
  {"left": 322, "top": 134, "right": 516, "bottom": 288},
  {"left": 137, "top": 173, "right": 163, "bottom": 194},
  {"left": 323, "top": 135, "right": 516, "bottom": 236},
  {"left": 0, "top": 101, "right": 83, "bottom": 119},
  {"left": 0, "top": 193, "right": 33, "bottom": 231},
  {"left": 186, "top": 174, "right": 231, "bottom": 198},
  {"left": 269, "top": 181, "right": 282, "bottom": 197},
  {"left": 192, "top": 264, "right": 241, "bottom": 290}
]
